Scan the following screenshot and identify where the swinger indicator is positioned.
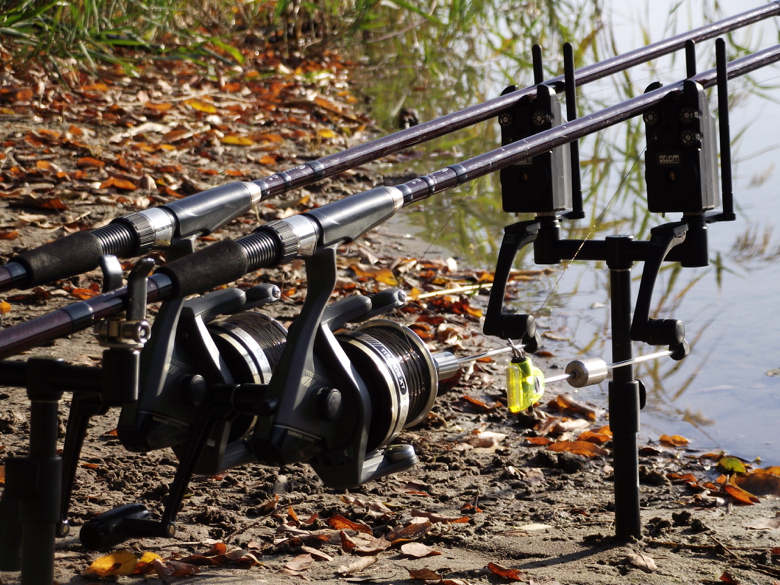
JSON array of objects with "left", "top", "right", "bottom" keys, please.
[{"left": 506, "top": 356, "right": 545, "bottom": 413}]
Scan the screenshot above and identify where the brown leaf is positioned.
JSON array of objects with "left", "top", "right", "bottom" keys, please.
[
  {"left": 300, "top": 545, "right": 333, "bottom": 561},
  {"left": 659, "top": 434, "right": 690, "bottom": 447},
  {"left": 204, "top": 542, "right": 227, "bottom": 556},
  {"left": 162, "top": 129, "right": 193, "bottom": 142},
  {"left": 251, "top": 132, "right": 284, "bottom": 143},
  {"left": 340, "top": 530, "right": 356, "bottom": 553},
  {"left": 10, "top": 196, "right": 69, "bottom": 211},
  {"left": 223, "top": 549, "right": 260, "bottom": 567},
  {"left": 337, "top": 556, "right": 377, "bottom": 575},
  {"left": 350, "top": 263, "right": 398, "bottom": 286},
  {"left": 257, "top": 494, "right": 279, "bottom": 514},
  {"left": 152, "top": 558, "right": 200, "bottom": 578},
  {"left": 400, "top": 543, "right": 442, "bottom": 558},
  {"left": 526, "top": 436, "right": 552, "bottom": 446},
  {"left": 547, "top": 440, "right": 608, "bottom": 458},
  {"left": 624, "top": 553, "right": 657, "bottom": 572},
  {"left": 387, "top": 521, "right": 433, "bottom": 542},
  {"left": 409, "top": 568, "right": 443, "bottom": 581},
  {"left": 288, "top": 505, "right": 300, "bottom": 523},
  {"left": 723, "top": 483, "right": 759, "bottom": 505},
  {"left": 577, "top": 430, "right": 612, "bottom": 444},
  {"left": 145, "top": 102, "right": 174, "bottom": 112},
  {"left": 460, "top": 395, "right": 497, "bottom": 412},
  {"left": 554, "top": 393, "right": 601, "bottom": 420},
  {"left": 15, "top": 88, "right": 33, "bottom": 101},
  {"left": 719, "top": 571, "right": 740, "bottom": 584},
  {"left": 734, "top": 469, "right": 780, "bottom": 496},
  {"left": 487, "top": 562, "right": 525, "bottom": 581},
  {"left": 132, "top": 552, "right": 162, "bottom": 574},
  {"left": 0, "top": 230, "right": 19, "bottom": 240},
  {"left": 77, "top": 156, "right": 105, "bottom": 169},
  {"left": 354, "top": 535, "right": 391, "bottom": 555},
  {"left": 100, "top": 177, "right": 138, "bottom": 190},
  {"left": 70, "top": 288, "right": 98, "bottom": 300},
  {"left": 327, "top": 514, "right": 372, "bottom": 535},
  {"left": 412, "top": 509, "right": 471, "bottom": 524},
  {"left": 255, "top": 154, "right": 277, "bottom": 165},
  {"left": 285, "top": 554, "right": 314, "bottom": 572}
]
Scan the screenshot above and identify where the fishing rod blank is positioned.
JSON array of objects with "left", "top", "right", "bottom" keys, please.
[
  {"left": 1, "top": 44, "right": 779, "bottom": 360},
  {"left": 0, "top": 3, "right": 777, "bottom": 294}
]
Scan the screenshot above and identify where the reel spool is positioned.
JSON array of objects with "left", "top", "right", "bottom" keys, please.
[
  {"left": 337, "top": 320, "right": 439, "bottom": 454},
  {"left": 176, "top": 312, "right": 288, "bottom": 474}
]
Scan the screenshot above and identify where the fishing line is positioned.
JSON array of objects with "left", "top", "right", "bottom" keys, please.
[{"left": 529, "top": 145, "right": 648, "bottom": 325}]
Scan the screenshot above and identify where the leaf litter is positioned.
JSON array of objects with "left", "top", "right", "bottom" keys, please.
[{"left": 1, "top": 26, "right": 780, "bottom": 585}]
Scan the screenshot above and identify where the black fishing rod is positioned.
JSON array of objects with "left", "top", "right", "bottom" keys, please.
[
  {"left": 0, "top": 3, "right": 777, "bottom": 294},
  {"left": 0, "top": 44, "right": 777, "bottom": 360}
]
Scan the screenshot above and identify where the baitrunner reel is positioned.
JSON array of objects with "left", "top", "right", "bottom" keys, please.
[{"left": 78, "top": 246, "right": 459, "bottom": 549}]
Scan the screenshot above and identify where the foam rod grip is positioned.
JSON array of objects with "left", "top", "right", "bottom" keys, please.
[
  {"left": 156, "top": 240, "right": 249, "bottom": 298},
  {"left": 13, "top": 231, "right": 104, "bottom": 288}
]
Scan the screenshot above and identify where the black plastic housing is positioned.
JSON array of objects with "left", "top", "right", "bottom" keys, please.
[
  {"left": 644, "top": 79, "right": 719, "bottom": 213},
  {"left": 499, "top": 85, "right": 572, "bottom": 213}
]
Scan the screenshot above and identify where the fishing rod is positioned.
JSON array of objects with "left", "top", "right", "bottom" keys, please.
[
  {"left": 0, "top": 38, "right": 773, "bottom": 583},
  {"left": 0, "top": 2, "right": 777, "bottom": 294},
  {"left": 0, "top": 43, "right": 777, "bottom": 360}
]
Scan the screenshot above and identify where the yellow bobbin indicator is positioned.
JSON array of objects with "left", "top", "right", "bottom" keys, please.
[{"left": 506, "top": 356, "right": 545, "bottom": 413}]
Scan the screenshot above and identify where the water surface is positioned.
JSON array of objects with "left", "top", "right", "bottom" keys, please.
[{"left": 356, "top": 0, "right": 780, "bottom": 464}]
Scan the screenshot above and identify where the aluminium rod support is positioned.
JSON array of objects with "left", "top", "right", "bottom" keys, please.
[{"left": 0, "top": 3, "right": 777, "bottom": 295}]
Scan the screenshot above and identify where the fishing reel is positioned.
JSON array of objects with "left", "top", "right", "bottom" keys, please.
[
  {"left": 80, "top": 246, "right": 458, "bottom": 548},
  {"left": 117, "top": 278, "right": 446, "bottom": 483}
]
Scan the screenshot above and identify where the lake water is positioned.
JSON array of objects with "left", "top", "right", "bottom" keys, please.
[{"left": 358, "top": 0, "right": 780, "bottom": 463}]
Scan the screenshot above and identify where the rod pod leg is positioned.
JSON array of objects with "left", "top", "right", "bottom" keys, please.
[
  {"left": 0, "top": 489, "right": 22, "bottom": 570},
  {"left": 606, "top": 237, "right": 641, "bottom": 539}
]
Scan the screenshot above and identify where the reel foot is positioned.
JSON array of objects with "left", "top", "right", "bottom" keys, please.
[{"left": 80, "top": 503, "right": 151, "bottom": 550}]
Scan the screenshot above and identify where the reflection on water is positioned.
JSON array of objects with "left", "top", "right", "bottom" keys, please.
[{"left": 355, "top": 0, "right": 780, "bottom": 463}]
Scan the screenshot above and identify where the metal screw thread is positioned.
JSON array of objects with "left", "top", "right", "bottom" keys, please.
[
  {"left": 92, "top": 223, "right": 138, "bottom": 257},
  {"left": 237, "top": 230, "right": 281, "bottom": 271}
]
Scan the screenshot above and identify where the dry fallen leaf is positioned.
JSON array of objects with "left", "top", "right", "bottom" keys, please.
[
  {"left": 400, "top": 542, "right": 442, "bottom": 558},
  {"left": 327, "top": 513, "right": 373, "bottom": 534},
  {"left": 554, "top": 394, "right": 601, "bottom": 420},
  {"left": 547, "top": 440, "right": 608, "bottom": 457},
  {"left": 285, "top": 554, "right": 314, "bottom": 572},
  {"left": 184, "top": 98, "right": 218, "bottom": 113},
  {"left": 624, "top": 553, "right": 657, "bottom": 573},
  {"left": 83, "top": 550, "right": 138, "bottom": 577},
  {"left": 387, "top": 520, "right": 432, "bottom": 541},
  {"left": 409, "top": 568, "right": 443, "bottom": 581},
  {"left": 337, "top": 556, "right": 377, "bottom": 575},
  {"left": 350, "top": 263, "right": 398, "bottom": 286},
  {"left": 734, "top": 469, "right": 780, "bottom": 496},
  {"left": 487, "top": 562, "right": 525, "bottom": 581},
  {"left": 724, "top": 476, "right": 760, "bottom": 505},
  {"left": 412, "top": 509, "right": 470, "bottom": 524},
  {"left": 152, "top": 558, "right": 200, "bottom": 578},
  {"left": 659, "top": 434, "right": 689, "bottom": 447},
  {"left": 222, "top": 135, "right": 254, "bottom": 146},
  {"left": 132, "top": 552, "right": 162, "bottom": 574}
]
